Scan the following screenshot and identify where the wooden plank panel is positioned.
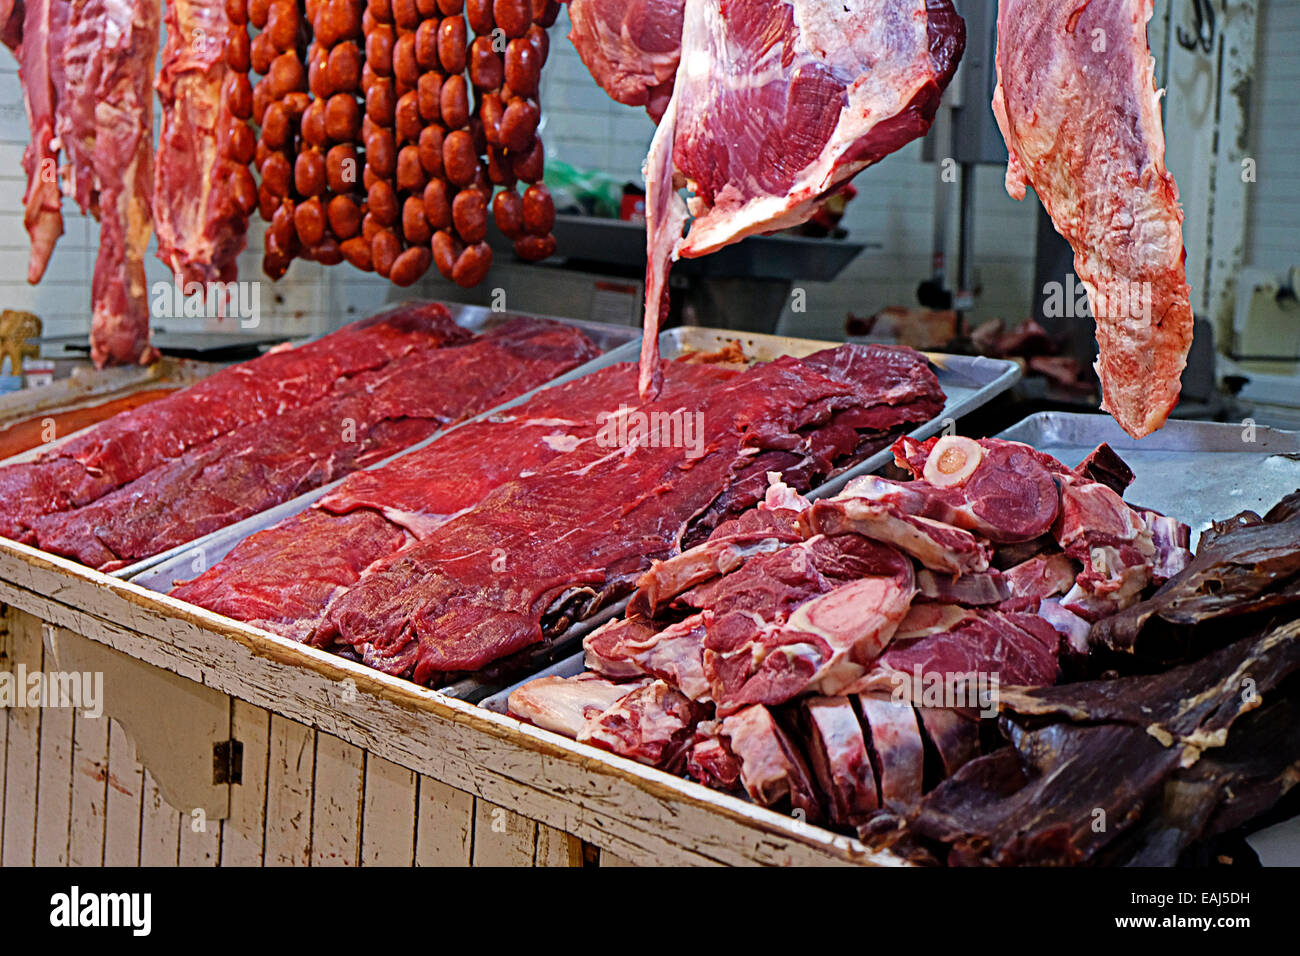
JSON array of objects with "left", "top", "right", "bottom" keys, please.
[
  {"left": 414, "top": 777, "right": 473, "bottom": 866},
  {"left": 103, "top": 720, "right": 144, "bottom": 866},
  {"left": 471, "top": 800, "right": 536, "bottom": 867},
  {"left": 179, "top": 812, "right": 222, "bottom": 866},
  {"left": 264, "top": 715, "right": 315, "bottom": 867},
  {"left": 1, "top": 609, "right": 42, "bottom": 867},
  {"left": 311, "top": 733, "right": 364, "bottom": 867},
  {"left": 0, "top": 606, "right": 10, "bottom": 860},
  {"left": 67, "top": 711, "right": 109, "bottom": 866},
  {"left": 221, "top": 700, "right": 270, "bottom": 866},
  {"left": 534, "top": 824, "right": 582, "bottom": 867},
  {"left": 360, "top": 754, "right": 416, "bottom": 866},
  {"left": 139, "top": 770, "right": 181, "bottom": 866},
  {"left": 33, "top": 701, "right": 73, "bottom": 866}
]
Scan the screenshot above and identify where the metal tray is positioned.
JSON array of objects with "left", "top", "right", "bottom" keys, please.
[
  {"left": 996, "top": 412, "right": 1300, "bottom": 541},
  {"left": 132, "top": 325, "right": 1018, "bottom": 699}
]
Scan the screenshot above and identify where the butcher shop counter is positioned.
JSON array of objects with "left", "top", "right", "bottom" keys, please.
[{"left": 0, "top": 317, "right": 1025, "bottom": 868}]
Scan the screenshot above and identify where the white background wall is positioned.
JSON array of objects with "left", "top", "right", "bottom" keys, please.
[{"left": 0, "top": 1, "right": 1293, "bottom": 345}]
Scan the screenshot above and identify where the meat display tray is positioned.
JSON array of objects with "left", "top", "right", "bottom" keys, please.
[
  {"left": 995, "top": 412, "right": 1300, "bottom": 541},
  {"left": 129, "top": 325, "right": 1019, "bottom": 700},
  {"left": 478, "top": 411, "right": 1300, "bottom": 713}
]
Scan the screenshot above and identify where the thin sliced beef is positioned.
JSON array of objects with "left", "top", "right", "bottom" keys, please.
[
  {"left": 0, "top": 303, "right": 467, "bottom": 544},
  {"left": 171, "top": 360, "right": 738, "bottom": 638},
  {"left": 34, "top": 320, "right": 598, "bottom": 569},
  {"left": 992, "top": 0, "right": 1193, "bottom": 438}
]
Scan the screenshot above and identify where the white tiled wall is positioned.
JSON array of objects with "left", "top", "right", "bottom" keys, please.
[{"left": 0, "top": 3, "right": 1289, "bottom": 346}]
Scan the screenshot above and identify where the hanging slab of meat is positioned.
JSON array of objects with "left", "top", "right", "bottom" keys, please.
[
  {"left": 0, "top": 303, "right": 468, "bottom": 544},
  {"left": 566, "top": 0, "right": 683, "bottom": 122},
  {"left": 59, "top": 0, "right": 161, "bottom": 366},
  {"left": 637, "top": 0, "right": 964, "bottom": 397},
  {"left": 992, "top": 0, "right": 1194, "bottom": 438},
  {"left": 16, "top": 0, "right": 67, "bottom": 283},
  {"left": 170, "top": 360, "right": 736, "bottom": 638},
  {"left": 154, "top": 0, "right": 246, "bottom": 282},
  {"left": 32, "top": 319, "right": 600, "bottom": 570}
]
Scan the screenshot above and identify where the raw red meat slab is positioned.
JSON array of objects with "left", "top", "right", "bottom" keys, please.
[
  {"left": 33, "top": 319, "right": 599, "bottom": 569},
  {"left": 154, "top": 0, "right": 246, "bottom": 282},
  {"left": 992, "top": 0, "right": 1193, "bottom": 437},
  {"left": 317, "top": 360, "right": 733, "bottom": 535},
  {"left": 171, "top": 359, "right": 737, "bottom": 637},
  {"left": 566, "top": 0, "right": 683, "bottom": 122},
  {"left": 0, "top": 303, "right": 468, "bottom": 545},
  {"left": 638, "top": 0, "right": 964, "bottom": 396},
  {"left": 320, "top": 345, "right": 943, "bottom": 685},
  {"left": 59, "top": 0, "right": 161, "bottom": 366},
  {"left": 16, "top": 0, "right": 67, "bottom": 283}
]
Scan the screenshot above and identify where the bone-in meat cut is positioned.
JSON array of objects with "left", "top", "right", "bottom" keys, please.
[
  {"left": 992, "top": 0, "right": 1193, "bottom": 438},
  {"left": 637, "top": 0, "right": 965, "bottom": 396}
]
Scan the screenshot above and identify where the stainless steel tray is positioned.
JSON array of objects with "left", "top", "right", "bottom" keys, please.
[
  {"left": 996, "top": 412, "right": 1300, "bottom": 541},
  {"left": 114, "top": 305, "right": 638, "bottom": 581},
  {"left": 480, "top": 411, "right": 1300, "bottom": 713},
  {"left": 133, "top": 326, "right": 1018, "bottom": 700}
]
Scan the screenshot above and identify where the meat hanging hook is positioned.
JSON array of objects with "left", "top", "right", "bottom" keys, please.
[{"left": 1177, "top": 0, "right": 1217, "bottom": 54}]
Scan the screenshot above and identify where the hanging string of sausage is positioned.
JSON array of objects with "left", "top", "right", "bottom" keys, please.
[{"left": 240, "top": 0, "right": 558, "bottom": 286}]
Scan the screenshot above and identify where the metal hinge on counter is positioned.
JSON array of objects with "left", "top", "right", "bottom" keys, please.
[{"left": 213, "top": 739, "right": 244, "bottom": 786}]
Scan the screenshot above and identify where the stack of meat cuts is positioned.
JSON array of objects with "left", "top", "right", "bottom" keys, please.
[
  {"left": 508, "top": 435, "right": 1194, "bottom": 829},
  {"left": 0, "top": 302, "right": 600, "bottom": 570},
  {"left": 171, "top": 342, "right": 945, "bottom": 684}
]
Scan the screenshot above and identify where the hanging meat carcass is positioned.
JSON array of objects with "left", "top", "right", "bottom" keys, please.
[
  {"left": 992, "top": 0, "right": 1194, "bottom": 438},
  {"left": 635, "top": 0, "right": 966, "bottom": 397}
]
